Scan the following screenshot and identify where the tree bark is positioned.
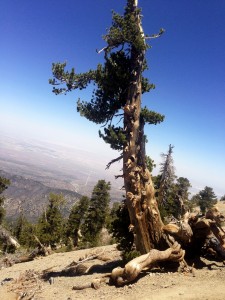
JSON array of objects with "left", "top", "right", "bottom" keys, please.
[{"left": 123, "top": 0, "right": 163, "bottom": 254}]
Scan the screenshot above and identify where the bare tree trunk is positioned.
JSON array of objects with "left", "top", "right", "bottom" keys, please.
[{"left": 123, "top": 0, "right": 163, "bottom": 254}]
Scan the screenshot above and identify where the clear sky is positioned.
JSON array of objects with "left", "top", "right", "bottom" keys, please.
[{"left": 0, "top": 0, "right": 225, "bottom": 197}]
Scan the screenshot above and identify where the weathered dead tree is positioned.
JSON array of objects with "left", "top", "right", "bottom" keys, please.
[{"left": 0, "top": 225, "right": 20, "bottom": 251}]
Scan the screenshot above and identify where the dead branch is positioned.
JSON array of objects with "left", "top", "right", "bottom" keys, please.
[
  {"left": 33, "top": 235, "right": 52, "bottom": 256},
  {"left": 96, "top": 46, "right": 108, "bottom": 54},
  {"left": 145, "top": 28, "right": 165, "bottom": 40},
  {"left": 115, "top": 174, "right": 124, "bottom": 179},
  {"left": 106, "top": 155, "right": 123, "bottom": 169}
]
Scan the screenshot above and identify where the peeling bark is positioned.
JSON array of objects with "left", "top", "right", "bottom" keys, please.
[{"left": 123, "top": 0, "right": 163, "bottom": 254}]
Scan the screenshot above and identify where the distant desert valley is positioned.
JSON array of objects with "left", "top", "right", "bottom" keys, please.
[{"left": 0, "top": 133, "right": 123, "bottom": 221}]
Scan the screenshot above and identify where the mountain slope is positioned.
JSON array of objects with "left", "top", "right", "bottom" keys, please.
[{"left": 1, "top": 170, "right": 81, "bottom": 222}]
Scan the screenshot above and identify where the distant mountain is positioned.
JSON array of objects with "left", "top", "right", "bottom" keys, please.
[{"left": 1, "top": 170, "right": 82, "bottom": 222}]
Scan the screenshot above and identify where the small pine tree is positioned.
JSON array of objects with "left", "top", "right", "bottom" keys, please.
[
  {"left": 157, "top": 145, "right": 176, "bottom": 218},
  {"left": 174, "top": 177, "right": 192, "bottom": 215},
  {"left": 198, "top": 186, "right": 217, "bottom": 214},
  {"left": 37, "top": 193, "right": 65, "bottom": 248},
  {"left": 13, "top": 213, "right": 36, "bottom": 248},
  {"left": 156, "top": 147, "right": 192, "bottom": 219},
  {"left": 81, "top": 180, "right": 111, "bottom": 247},
  {"left": 66, "top": 196, "right": 89, "bottom": 247}
]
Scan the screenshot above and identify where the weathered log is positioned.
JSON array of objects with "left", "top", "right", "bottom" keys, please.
[{"left": 111, "top": 241, "right": 184, "bottom": 286}]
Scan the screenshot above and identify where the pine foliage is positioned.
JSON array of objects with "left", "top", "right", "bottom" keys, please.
[
  {"left": 37, "top": 193, "right": 65, "bottom": 247},
  {"left": 13, "top": 214, "right": 36, "bottom": 248},
  {"left": 49, "top": 2, "right": 164, "bottom": 153},
  {"left": 156, "top": 146, "right": 192, "bottom": 219},
  {"left": 66, "top": 196, "right": 89, "bottom": 247},
  {"left": 81, "top": 180, "right": 111, "bottom": 247},
  {"left": 198, "top": 186, "right": 217, "bottom": 214}
]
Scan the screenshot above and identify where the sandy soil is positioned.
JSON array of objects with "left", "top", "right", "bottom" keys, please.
[{"left": 1, "top": 243, "right": 225, "bottom": 300}]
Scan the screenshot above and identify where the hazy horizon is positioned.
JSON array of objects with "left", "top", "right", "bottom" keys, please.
[{"left": 0, "top": 129, "right": 223, "bottom": 198}]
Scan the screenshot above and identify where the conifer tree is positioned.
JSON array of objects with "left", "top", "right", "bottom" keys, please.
[
  {"left": 66, "top": 196, "right": 89, "bottom": 247},
  {"left": 175, "top": 177, "right": 191, "bottom": 201},
  {"left": 50, "top": 0, "right": 165, "bottom": 253},
  {"left": 157, "top": 145, "right": 176, "bottom": 218},
  {"left": 110, "top": 200, "right": 134, "bottom": 257},
  {"left": 81, "top": 180, "right": 111, "bottom": 247},
  {"left": 198, "top": 186, "right": 217, "bottom": 214},
  {"left": 13, "top": 213, "right": 36, "bottom": 248},
  {"left": 37, "top": 193, "right": 65, "bottom": 248},
  {"left": 107, "top": 201, "right": 121, "bottom": 231},
  {"left": 174, "top": 177, "right": 192, "bottom": 215},
  {"left": 157, "top": 146, "right": 192, "bottom": 219}
]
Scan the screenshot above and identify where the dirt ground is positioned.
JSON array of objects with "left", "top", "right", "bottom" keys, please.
[
  {"left": 1, "top": 202, "right": 225, "bottom": 300},
  {"left": 1, "top": 243, "right": 225, "bottom": 300}
]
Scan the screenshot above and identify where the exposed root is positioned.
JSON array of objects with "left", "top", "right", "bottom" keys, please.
[{"left": 111, "top": 242, "right": 184, "bottom": 286}]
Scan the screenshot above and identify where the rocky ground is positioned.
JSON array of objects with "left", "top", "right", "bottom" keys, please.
[{"left": 1, "top": 243, "right": 225, "bottom": 300}]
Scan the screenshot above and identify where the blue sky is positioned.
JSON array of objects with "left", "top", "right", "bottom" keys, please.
[{"left": 0, "top": 0, "right": 225, "bottom": 196}]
